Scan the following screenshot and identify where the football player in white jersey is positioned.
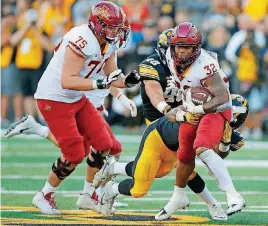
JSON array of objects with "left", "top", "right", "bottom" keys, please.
[
  {"left": 23, "top": 2, "right": 140, "bottom": 215},
  {"left": 155, "top": 22, "right": 245, "bottom": 220}
]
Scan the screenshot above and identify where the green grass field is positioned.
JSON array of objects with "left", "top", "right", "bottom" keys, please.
[{"left": 1, "top": 134, "right": 268, "bottom": 226}]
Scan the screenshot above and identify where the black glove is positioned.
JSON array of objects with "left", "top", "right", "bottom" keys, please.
[
  {"left": 124, "top": 70, "right": 140, "bottom": 88},
  {"left": 230, "top": 130, "right": 245, "bottom": 151}
]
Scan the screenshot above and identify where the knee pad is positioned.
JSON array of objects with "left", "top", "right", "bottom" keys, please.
[
  {"left": 52, "top": 157, "right": 76, "bottom": 180},
  {"left": 86, "top": 151, "right": 106, "bottom": 169}
]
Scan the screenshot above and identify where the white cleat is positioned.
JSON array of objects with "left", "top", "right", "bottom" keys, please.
[
  {"left": 5, "top": 115, "right": 41, "bottom": 138},
  {"left": 93, "top": 155, "right": 116, "bottom": 188},
  {"left": 32, "top": 191, "right": 61, "bottom": 215},
  {"left": 155, "top": 186, "right": 190, "bottom": 220},
  {"left": 99, "top": 181, "right": 118, "bottom": 216},
  {"left": 76, "top": 192, "right": 100, "bottom": 212},
  {"left": 208, "top": 204, "right": 228, "bottom": 220},
  {"left": 226, "top": 192, "right": 246, "bottom": 216}
]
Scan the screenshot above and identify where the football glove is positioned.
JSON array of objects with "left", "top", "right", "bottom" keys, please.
[
  {"left": 175, "top": 106, "right": 202, "bottom": 125},
  {"left": 118, "top": 93, "right": 137, "bottom": 117},
  {"left": 230, "top": 129, "right": 245, "bottom": 151},
  {"left": 124, "top": 70, "right": 140, "bottom": 88},
  {"left": 221, "top": 121, "right": 232, "bottom": 145},
  {"left": 183, "top": 89, "right": 205, "bottom": 114},
  {"left": 94, "top": 69, "right": 122, "bottom": 89},
  {"left": 166, "top": 76, "right": 176, "bottom": 91}
]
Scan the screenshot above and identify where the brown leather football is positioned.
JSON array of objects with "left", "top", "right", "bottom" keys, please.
[{"left": 190, "top": 87, "right": 212, "bottom": 105}]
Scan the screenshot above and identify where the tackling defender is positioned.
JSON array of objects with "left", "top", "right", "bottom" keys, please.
[{"left": 94, "top": 94, "right": 247, "bottom": 218}]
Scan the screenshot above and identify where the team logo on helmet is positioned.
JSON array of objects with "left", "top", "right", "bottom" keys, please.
[
  {"left": 95, "top": 5, "right": 110, "bottom": 19},
  {"left": 158, "top": 34, "right": 168, "bottom": 45}
]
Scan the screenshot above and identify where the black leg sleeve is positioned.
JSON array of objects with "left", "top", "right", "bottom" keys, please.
[{"left": 187, "top": 172, "right": 205, "bottom": 194}]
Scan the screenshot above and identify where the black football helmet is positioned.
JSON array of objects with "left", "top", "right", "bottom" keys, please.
[
  {"left": 230, "top": 94, "right": 249, "bottom": 129},
  {"left": 156, "top": 28, "right": 173, "bottom": 65}
]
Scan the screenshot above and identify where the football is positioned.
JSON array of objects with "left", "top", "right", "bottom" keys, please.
[{"left": 189, "top": 86, "right": 212, "bottom": 105}]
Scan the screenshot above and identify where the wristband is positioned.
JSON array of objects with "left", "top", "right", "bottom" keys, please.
[
  {"left": 156, "top": 101, "right": 169, "bottom": 113},
  {"left": 92, "top": 80, "right": 98, "bottom": 90}
]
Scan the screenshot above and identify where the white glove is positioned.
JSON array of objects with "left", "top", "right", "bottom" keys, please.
[
  {"left": 118, "top": 93, "right": 137, "bottom": 117},
  {"left": 166, "top": 77, "right": 176, "bottom": 91},
  {"left": 183, "top": 89, "right": 205, "bottom": 114},
  {"left": 93, "top": 69, "right": 122, "bottom": 89}
]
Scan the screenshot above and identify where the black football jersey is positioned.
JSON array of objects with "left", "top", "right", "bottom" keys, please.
[{"left": 139, "top": 53, "right": 182, "bottom": 122}]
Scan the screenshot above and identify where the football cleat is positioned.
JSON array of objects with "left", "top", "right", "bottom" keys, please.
[
  {"left": 155, "top": 186, "right": 190, "bottom": 220},
  {"left": 32, "top": 191, "right": 61, "bottom": 215},
  {"left": 5, "top": 115, "right": 41, "bottom": 138},
  {"left": 208, "top": 204, "right": 228, "bottom": 220},
  {"left": 226, "top": 192, "right": 246, "bottom": 216},
  {"left": 93, "top": 155, "right": 116, "bottom": 188},
  {"left": 99, "top": 181, "right": 118, "bottom": 216},
  {"left": 76, "top": 191, "right": 100, "bottom": 212}
]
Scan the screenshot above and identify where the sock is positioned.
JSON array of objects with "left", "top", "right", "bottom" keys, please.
[
  {"left": 37, "top": 125, "right": 50, "bottom": 138},
  {"left": 198, "top": 149, "right": 236, "bottom": 192},
  {"left": 113, "top": 162, "right": 128, "bottom": 175},
  {"left": 82, "top": 181, "right": 95, "bottom": 196},
  {"left": 112, "top": 183, "right": 119, "bottom": 195},
  {"left": 197, "top": 186, "right": 218, "bottom": 206},
  {"left": 171, "top": 185, "right": 186, "bottom": 200},
  {"left": 41, "top": 181, "right": 57, "bottom": 196}
]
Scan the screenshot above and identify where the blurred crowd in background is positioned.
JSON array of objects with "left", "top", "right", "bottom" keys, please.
[{"left": 1, "top": 0, "right": 268, "bottom": 139}]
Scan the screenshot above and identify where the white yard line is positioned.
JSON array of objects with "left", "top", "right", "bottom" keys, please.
[
  {"left": 1, "top": 129, "right": 268, "bottom": 148},
  {"left": 1, "top": 190, "right": 268, "bottom": 196},
  {"left": 1, "top": 175, "right": 267, "bottom": 181},
  {"left": 1, "top": 208, "right": 268, "bottom": 213},
  {"left": 2, "top": 160, "right": 268, "bottom": 168}
]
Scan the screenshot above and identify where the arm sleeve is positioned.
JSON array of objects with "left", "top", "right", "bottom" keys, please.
[{"left": 224, "top": 31, "right": 246, "bottom": 63}]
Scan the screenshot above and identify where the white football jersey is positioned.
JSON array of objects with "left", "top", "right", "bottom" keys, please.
[
  {"left": 166, "top": 48, "right": 229, "bottom": 93},
  {"left": 34, "top": 24, "right": 118, "bottom": 103}
]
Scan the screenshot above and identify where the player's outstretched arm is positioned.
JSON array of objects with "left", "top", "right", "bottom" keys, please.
[
  {"left": 144, "top": 80, "right": 172, "bottom": 114},
  {"left": 202, "top": 72, "right": 230, "bottom": 113},
  {"left": 103, "top": 54, "right": 140, "bottom": 88}
]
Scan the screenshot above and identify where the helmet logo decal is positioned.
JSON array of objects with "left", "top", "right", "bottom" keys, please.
[
  {"left": 95, "top": 5, "right": 110, "bottom": 20},
  {"left": 158, "top": 34, "right": 168, "bottom": 45}
]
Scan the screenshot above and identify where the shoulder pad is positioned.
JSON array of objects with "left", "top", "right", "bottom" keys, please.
[{"left": 67, "top": 25, "right": 97, "bottom": 58}]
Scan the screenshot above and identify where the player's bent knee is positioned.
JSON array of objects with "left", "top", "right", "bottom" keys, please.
[
  {"left": 109, "top": 139, "right": 122, "bottom": 155},
  {"left": 130, "top": 181, "right": 152, "bottom": 198},
  {"left": 52, "top": 157, "right": 76, "bottom": 180},
  {"left": 196, "top": 147, "right": 209, "bottom": 156},
  {"left": 177, "top": 151, "right": 195, "bottom": 162},
  {"left": 58, "top": 136, "right": 85, "bottom": 164},
  {"left": 91, "top": 132, "right": 113, "bottom": 152}
]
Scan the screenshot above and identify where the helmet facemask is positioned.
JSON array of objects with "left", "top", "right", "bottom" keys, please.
[{"left": 170, "top": 42, "right": 201, "bottom": 69}]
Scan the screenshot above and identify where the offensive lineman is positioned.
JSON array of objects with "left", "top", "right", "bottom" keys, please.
[{"left": 22, "top": 2, "right": 139, "bottom": 214}]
